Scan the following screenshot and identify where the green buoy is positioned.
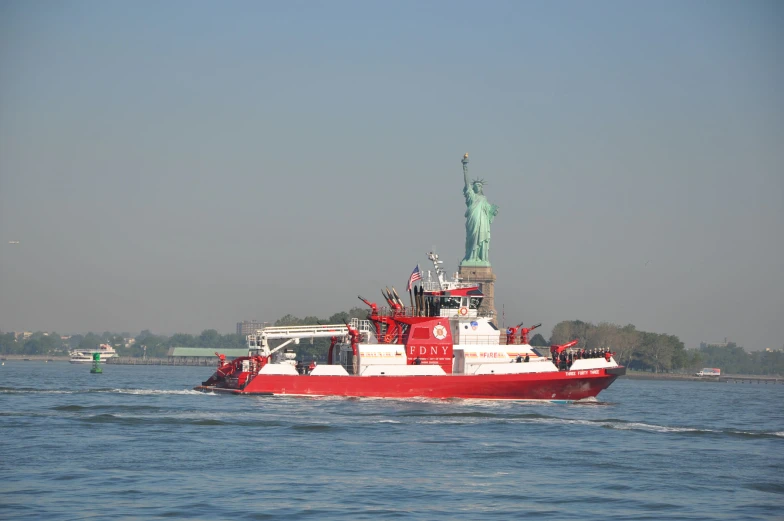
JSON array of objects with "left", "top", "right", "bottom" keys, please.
[{"left": 90, "top": 352, "right": 102, "bottom": 374}]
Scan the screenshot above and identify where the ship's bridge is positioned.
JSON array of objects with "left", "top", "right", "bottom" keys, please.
[
  {"left": 419, "top": 285, "right": 484, "bottom": 320},
  {"left": 413, "top": 251, "right": 492, "bottom": 320}
]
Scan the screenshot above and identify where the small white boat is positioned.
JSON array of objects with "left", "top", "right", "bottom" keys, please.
[{"left": 69, "top": 344, "right": 117, "bottom": 363}]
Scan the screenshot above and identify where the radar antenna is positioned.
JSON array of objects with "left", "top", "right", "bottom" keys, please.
[{"left": 427, "top": 251, "right": 447, "bottom": 290}]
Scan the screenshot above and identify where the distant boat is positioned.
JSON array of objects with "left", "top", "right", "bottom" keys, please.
[{"left": 70, "top": 344, "right": 118, "bottom": 363}]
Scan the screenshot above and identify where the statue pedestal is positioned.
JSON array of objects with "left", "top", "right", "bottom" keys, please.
[{"left": 458, "top": 265, "right": 496, "bottom": 320}]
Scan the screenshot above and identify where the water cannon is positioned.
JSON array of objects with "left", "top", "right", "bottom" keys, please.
[
  {"left": 381, "top": 289, "right": 395, "bottom": 308},
  {"left": 520, "top": 322, "right": 542, "bottom": 344},
  {"left": 391, "top": 287, "right": 406, "bottom": 311},
  {"left": 343, "top": 319, "right": 352, "bottom": 334},
  {"left": 343, "top": 320, "right": 361, "bottom": 343},
  {"left": 389, "top": 288, "right": 400, "bottom": 309},
  {"left": 358, "top": 295, "right": 379, "bottom": 314},
  {"left": 506, "top": 323, "right": 523, "bottom": 344},
  {"left": 384, "top": 286, "right": 403, "bottom": 312},
  {"left": 552, "top": 339, "right": 579, "bottom": 354}
]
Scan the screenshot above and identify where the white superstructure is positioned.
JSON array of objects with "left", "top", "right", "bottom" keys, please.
[{"left": 69, "top": 344, "right": 117, "bottom": 363}]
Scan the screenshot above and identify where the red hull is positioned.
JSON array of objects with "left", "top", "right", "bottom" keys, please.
[{"left": 195, "top": 368, "right": 623, "bottom": 401}]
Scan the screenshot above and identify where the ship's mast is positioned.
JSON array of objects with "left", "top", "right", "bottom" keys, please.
[{"left": 427, "top": 251, "right": 447, "bottom": 290}]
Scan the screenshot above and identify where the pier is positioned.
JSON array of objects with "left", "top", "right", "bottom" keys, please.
[
  {"left": 624, "top": 372, "right": 781, "bottom": 384},
  {"left": 105, "top": 357, "right": 215, "bottom": 366},
  {"left": 719, "top": 375, "right": 781, "bottom": 384}
]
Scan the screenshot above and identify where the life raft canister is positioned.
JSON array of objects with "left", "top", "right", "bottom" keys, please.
[{"left": 458, "top": 306, "right": 469, "bottom": 316}]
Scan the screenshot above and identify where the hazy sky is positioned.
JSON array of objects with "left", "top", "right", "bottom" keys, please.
[{"left": 1, "top": 1, "right": 782, "bottom": 350}]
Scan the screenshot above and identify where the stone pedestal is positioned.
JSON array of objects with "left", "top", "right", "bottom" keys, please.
[{"left": 458, "top": 265, "right": 496, "bottom": 320}]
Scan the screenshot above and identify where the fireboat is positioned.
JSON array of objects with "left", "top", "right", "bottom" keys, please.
[{"left": 194, "top": 252, "right": 625, "bottom": 401}]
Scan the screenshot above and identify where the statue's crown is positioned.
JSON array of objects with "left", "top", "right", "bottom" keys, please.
[{"left": 472, "top": 178, "right": 487, "bottom": 186}]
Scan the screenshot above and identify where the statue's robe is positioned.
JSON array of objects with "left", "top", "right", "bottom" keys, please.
[{"left": 463, "top": 185, "right": 495, "bottom": 263}]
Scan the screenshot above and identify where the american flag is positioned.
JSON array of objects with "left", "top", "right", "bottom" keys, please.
[{"left": 406, "top": 264, "right": 422, "bottom": 291}]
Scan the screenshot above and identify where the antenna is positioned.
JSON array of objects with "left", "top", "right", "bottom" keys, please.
[{"left": 427, "top": 251, "right": 447, "bottom": 289}]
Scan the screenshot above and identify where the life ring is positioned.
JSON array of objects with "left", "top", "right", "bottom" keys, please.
[
  {"left": 458, "top": 307, "right": 469, "bottom": 316},
  {"left": 383, "top": 334, "right": 393, "bottom": 343}
]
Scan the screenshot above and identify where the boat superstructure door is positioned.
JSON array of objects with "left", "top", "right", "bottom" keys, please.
[
  {"left": 452, "top": 349, "right": 465, "bottom": 375},
  {"left": 338, "top": 344, "right": 358, "bottom": 375}
]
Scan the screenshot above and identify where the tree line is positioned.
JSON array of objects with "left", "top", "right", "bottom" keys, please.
[
  {"left": 2, "top": 312, "right": 781, "bottom": 375},
  {"left": 696, "top": 342, "right": 783, "bottom": 375},
  {"left": 0, "top": 307, "right": 370, "bottom": 360},
  {"left": 548, "top": 320, "right": 783, "bottom": 375},
  {"left": 549, "top": 320, "right": 695, "bottom": 373},
  {"left": 0, "top": 329, "right": 246, "bottom": 359}
]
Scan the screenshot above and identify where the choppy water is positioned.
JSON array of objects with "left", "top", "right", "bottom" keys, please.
[{"left": 1, "top": 362, "right": 782, "bottom": 520}]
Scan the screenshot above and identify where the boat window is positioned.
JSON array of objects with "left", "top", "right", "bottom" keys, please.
[
  {"left": 440, "top": 297, "right": 461, "bottom": 309},
  {"left": 469, "top": 297, "right": 482, "bottom": 309},
  {"left": 427, "top": 297, "right": 440, "bottom": 316},
  {"left": 487, "top": 321, "right": 499, "bottom": 331},
  {"left": 412, "top": 328, "right": 431, "bottom": 340}
]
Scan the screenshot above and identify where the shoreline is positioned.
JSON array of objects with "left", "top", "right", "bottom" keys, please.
[
  {"left": 1, "top": 355, "right": 69, "bottom": 361},
  {"left": 624, "top": 371, "right": 781, "bottom": 384}
]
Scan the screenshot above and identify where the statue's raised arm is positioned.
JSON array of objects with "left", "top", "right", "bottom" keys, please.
[{"left": 462, "top": 153, "right": 470, "bottom": 192}]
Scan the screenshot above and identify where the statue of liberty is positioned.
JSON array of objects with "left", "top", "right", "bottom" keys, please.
[{"left": 460, "top": 153, "right": 499, "bottom": 267}]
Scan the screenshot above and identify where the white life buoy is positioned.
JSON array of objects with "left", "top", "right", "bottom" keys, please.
[{"left": 459, "top": 307, "right": 469, "bottom": 316}]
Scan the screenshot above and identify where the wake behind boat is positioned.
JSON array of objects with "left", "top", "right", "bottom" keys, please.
[{"left": 194, "top": 253, "right": 625, "bottom": 401}]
